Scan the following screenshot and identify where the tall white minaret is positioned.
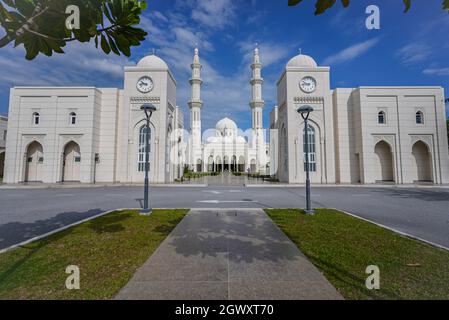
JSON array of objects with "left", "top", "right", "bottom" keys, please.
[
  {"left": 188, "top": 47, "right": 203, "bottom": 170},
  {"left": 250, "top": 46, "right": 265, "bottom": 168}
]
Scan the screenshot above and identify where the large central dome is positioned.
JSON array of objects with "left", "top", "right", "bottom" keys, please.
[
  {"left": 215, "top": 117, "right": 237, "bottom": 132},
  {"left": 287, "top": 54, "right": 318, "bottom": 68}
]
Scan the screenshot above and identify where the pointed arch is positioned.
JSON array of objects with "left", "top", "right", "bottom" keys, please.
[
  {"left": 62, "top": 141, "right": 81, "bottom": 182},
  {"left": 138, "top": 125, "right": 152, "bottom": 172},
  {"left": 374, "top": 141, "right": 394, "bottom": 182},
  {"left": 25, "top": 141, "right": 44, "bottom": 182},
  {"left": 412, "top": 140, "right": 433, "bottom": 182}
]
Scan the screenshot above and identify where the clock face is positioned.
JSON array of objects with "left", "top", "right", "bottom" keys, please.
[
  {"left": 300, "top": 76, "right": 317, "bottom": 93},
  {"left": 137, "top": 76, "right": 154, "bottom": 93}
]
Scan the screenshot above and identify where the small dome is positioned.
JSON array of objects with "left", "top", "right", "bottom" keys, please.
[
  {"left": 137, "top": 54, "right": 169, "bottom": 69},
  {"left": 215, "top": 117, "right": 238, "bottom": 132},
  {"left": 287, "top": 54, "right": 318, "bottom": 68}
]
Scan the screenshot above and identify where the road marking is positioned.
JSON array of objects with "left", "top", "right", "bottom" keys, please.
[
  {"left": 55, "top": 194, "right": 75, "bottom": 197},
  {"left": 197, "top": 200, "right": 258, "bottom": 204},
  {"left": 202, "top": 190, "right": 222, "bottom": 195}
]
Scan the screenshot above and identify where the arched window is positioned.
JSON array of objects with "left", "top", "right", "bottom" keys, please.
[
  {"left": 33, "top": 112, "right": 40, "bottom": 125},
  {"left": 303, "top": 125, "right": 317, "bottom": 172},
  {"left": 69, "top": 112, "right": 77, "bottom": 125},
  {"left": 416, "top": 111, "right": 424, "bottom": 124},
  {"left": 138, "top": 125, "right": 151, "bottom": 172},
  {"left": 378, "top": 111, "right": 386, "bottom": 124}
]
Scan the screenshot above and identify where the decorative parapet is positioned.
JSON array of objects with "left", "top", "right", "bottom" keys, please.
[
  {"left": 130, "top": 96, "right": 161, "bottom": 104},
  {"left": 294, "top": 96, "right": 324, "bottom": 104}
]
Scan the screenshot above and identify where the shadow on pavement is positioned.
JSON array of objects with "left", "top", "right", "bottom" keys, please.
[{"left": 168, "top": 210, "right": 302, "bottom": 264}]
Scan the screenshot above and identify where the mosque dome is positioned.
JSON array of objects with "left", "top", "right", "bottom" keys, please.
[
  {"left": 286, "top": 54, "right": 318, "bottom": 68},
  {"left": 137, "top": 54, "right": 169, "bottom": 69},
  {"left": 215, "top": 117, "right": 238, "bottom": 132}
]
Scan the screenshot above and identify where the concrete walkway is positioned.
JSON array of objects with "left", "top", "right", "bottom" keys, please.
[{"left": 115, "top": 209, "right": 343, "bottom": 300}]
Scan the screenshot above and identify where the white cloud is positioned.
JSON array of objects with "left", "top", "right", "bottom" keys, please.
[
  {"left": 0, "top": 42, "right": 131, "bottom": 91},
  {"left": 396, "top": 42, "right": 434, "bottom": 65},
  {"left": 238, "top": 41, "right": 294, "bottom": 69},
  {"left": 423, "top": 67, "right": 449, "bottom": 76},
  {"left": 152, "top": 11, "right": 169, "bottom": 23},
  {"left": 322, "top": 38, "right": 380, "bottom": 66},
  {"left": 191, "top": 0, "right": 236, "bottom": 29}
]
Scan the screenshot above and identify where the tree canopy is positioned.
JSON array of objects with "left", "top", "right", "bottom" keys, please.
[
  {"left": 288, "top": 0, "right": 449, "bottom": 15},
  {"left": 0, "top": 0, "right": 148, "bottom": 60}
]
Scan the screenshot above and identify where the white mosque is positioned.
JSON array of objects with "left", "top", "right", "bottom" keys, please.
[
  {"left": 2, "top": 46, "right": 449, "bottom": 185},
  {"left": 186, "top": 47, "right": 269, "bottom": 175}
]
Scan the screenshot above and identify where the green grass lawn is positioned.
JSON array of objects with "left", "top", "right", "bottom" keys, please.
[
  {"left": 0, "top": 209, "right": 188, "bottom": 300},
  {"left": 266, "top": 209, "right": 449, "bottom": 300}
]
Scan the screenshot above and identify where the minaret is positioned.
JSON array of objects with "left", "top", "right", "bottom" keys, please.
[
  {"left": 188, "top": 47, "right": 203, "bottom": 170},
  {"left": 250, "top": 46, "right": 265, "bottom": 169}
]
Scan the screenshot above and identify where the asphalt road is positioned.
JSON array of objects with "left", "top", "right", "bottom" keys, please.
[{"left": 1, "top": 185, "right": 449, "bottom": 250}]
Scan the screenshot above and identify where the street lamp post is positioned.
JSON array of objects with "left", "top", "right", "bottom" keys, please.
[
  {"left": 297, "top": 105, "right": 315, "bottom": 215},
  {"left": 140, "top": 104, "right": 157, "bottom": 215}
]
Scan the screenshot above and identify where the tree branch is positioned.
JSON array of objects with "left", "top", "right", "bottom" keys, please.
[{"left": 0, "top": 2, "right": 49, "bottom": 48}]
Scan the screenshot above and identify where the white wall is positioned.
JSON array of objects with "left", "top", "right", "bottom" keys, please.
[{"left": 4, "top": 87, "right": 103, "bottom": 183}]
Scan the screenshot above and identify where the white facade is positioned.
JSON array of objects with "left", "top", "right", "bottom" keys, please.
[
  {"left": 4, "top": 50, "right": 448, "bottom": 185},
  {"left": 187, "top": 47, "right": 269, "bottom": 174},
  {"left": 0, "top": 116, "right": 7, "bottom": 178},
  {"left": 3, "top": 55, "right": 184, "bottom": 184},
  {"left": 270, "top": 53, "right": 449, "bottom": 184}
]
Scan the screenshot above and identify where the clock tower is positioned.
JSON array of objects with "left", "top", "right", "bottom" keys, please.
[
  {"left": 121, "top": 54, "right": 177, "bottom": 183},
  {"left": 276, "top": 53, "right": 335, "bottom": 184}
]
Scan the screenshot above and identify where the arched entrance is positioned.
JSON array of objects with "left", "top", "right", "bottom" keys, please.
[
  {"left": 374, "top": 141, "right": 394, "bottom": 182},
  {"left": 25, "top": 141, "right": 44, "bottom": 182},
  {"left": 412, "top": 141, "right": 433, "bottom": 182},
  {"left": 238, "top": 156, "right": 245, "bottom": 173},
  {"left": 208, "top": 156, "right": 214, "bottom": 172},
  {"left": 63, "top": 141, "right": 81, "bottom": 182},
  {"left": 250, "top": 159, "right": 257, "bottom": 173},
  {"left": 216, "top": 156, "right": 222, "bottom": 172},
  {"left": 223, "top": 156, "right": 229, "bottom": 172},
  {"left": 196, "top": 159, "right": 202, "bottom": 173},
  {"left": 231, "top": 155, "right": 237, "bottom": 172}
]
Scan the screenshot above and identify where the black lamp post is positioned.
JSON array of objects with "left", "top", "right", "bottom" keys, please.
[
  {"left": 297, "top": 105, "right": 315, "bottom": 215},
  {"left": 140, "top": 103, "right": 157, "bottom": 215}
]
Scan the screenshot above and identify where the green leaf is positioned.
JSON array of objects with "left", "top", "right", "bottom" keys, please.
[
  {"left": 443, "top": 0, "right": 449, "bottom": 11},
  {"left": 403, "top": 0, "right": 411, "bottom": 12},
  {"left": 100, "top": 34, "right": 111, "bottom": 54},
  {"left": 315, "top": 0, "right": 337, "bottom": 15},
  {"left": 288, "top": 0, "right": 303, "bottom": 6}
]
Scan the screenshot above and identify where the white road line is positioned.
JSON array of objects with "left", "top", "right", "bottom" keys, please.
[{"left": 196, "top": 200, "right": 258, "bottom": 204}]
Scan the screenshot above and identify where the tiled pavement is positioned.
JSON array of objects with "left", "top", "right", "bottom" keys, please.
[{"left": 115, "top": 209, "right": 343, "bottom": 300}]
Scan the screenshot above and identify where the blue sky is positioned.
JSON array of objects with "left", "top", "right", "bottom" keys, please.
[{"left": 0, "top": 0, "right": 448, "bottom": 130}]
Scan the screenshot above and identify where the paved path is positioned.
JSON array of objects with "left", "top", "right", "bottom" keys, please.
[
  {"left": 1, "top": 185, "right": 449, "bottom": 250},
  {"left": 115, "top": 209, "right": 343, "bottom": 300}
]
